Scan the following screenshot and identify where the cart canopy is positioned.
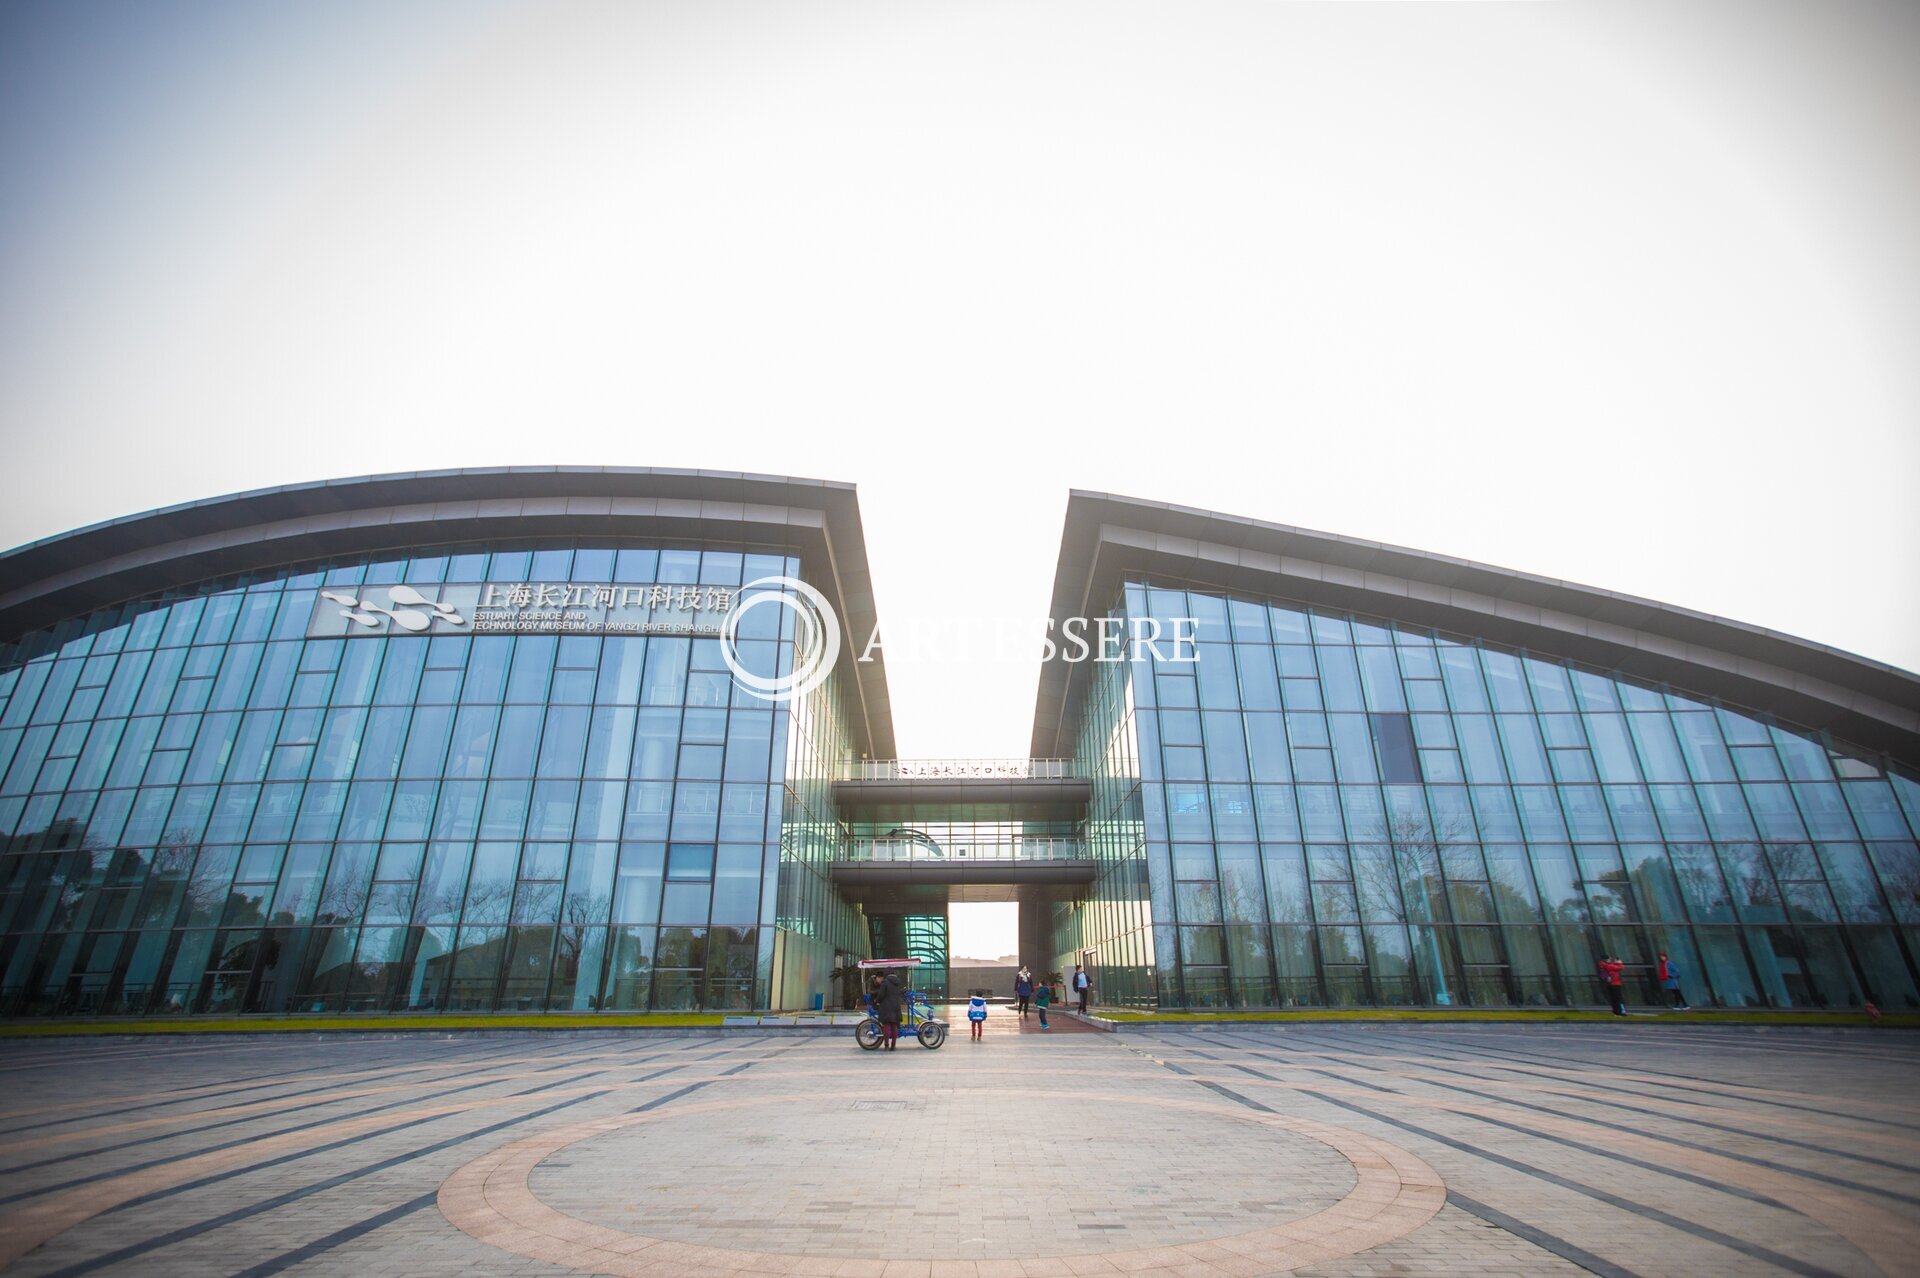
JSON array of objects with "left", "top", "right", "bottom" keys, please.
[{"left": 856, "top": 957, "right": 922, "bottom": 970}]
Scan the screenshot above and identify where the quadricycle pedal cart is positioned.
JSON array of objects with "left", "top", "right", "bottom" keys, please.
[{"left": 854, "top": 957, "right": 947, "bottom": 1050}]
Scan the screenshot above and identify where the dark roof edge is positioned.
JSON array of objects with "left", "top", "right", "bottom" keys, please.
[
  {"left": 1031, "top": 491, "right": 1920, "bottom": 763},
  {"left": 0, "top": 466, "right": 894, "bottom": 757},
  {"left": 1, "top": 466, "right": 856, "bottom": 563}
]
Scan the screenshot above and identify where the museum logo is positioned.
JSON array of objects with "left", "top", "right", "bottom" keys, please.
[{"left": 320, "top": 585, "right": 468, "bottom": 633}]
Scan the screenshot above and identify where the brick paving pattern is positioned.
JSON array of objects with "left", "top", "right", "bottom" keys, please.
[
  {"left": 0, "top": 1023, "right": 1913, "bottom": 1276},
  {"left": 532, "top": 1089, "right": 1355, "bottom": 1256}
]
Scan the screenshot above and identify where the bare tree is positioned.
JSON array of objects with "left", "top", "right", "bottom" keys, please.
[
  {"left": 1340, "top": 810, "right": 1481, "bottom": 928},
  {"left": 1870, "top": 844, "right": 1920, "bottom": 919},
  {"left": 553, "top": 889, "right": 613, "bottom": 1003},
  {"left": 176, "top": 837, "right": 236, "bottom": 927},
  {"left": 315, "top": 846, "right": 375, "bottom": 925}
]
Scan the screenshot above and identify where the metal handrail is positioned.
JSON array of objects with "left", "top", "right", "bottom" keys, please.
[
  {"left": 839, "top": 838, "right": 1089, "bottom": 862},
  {"left": 844, "top": 759, "right": 1077, "bottom": 781}
]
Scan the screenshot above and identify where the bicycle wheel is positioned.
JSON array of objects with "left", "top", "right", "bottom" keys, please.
[
  {"left": 854, "top": 1018, "right": 882, "bottom": 1051},
  {"left": 916, "top": 1020, "right": 947, "bottom": 1050}
]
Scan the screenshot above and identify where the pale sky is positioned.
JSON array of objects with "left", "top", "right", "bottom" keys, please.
[{"left": 4, "top": 0, "right": 1916, "bottom": 791}]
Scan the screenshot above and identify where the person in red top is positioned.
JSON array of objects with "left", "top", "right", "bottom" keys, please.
[{"left": 1597, "top": 955, "right": 1626, "bottom": 1016}]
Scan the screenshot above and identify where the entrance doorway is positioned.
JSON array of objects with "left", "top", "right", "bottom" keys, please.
[{"left": 949, "top": 901, "right": 1020, "bottom": 998}]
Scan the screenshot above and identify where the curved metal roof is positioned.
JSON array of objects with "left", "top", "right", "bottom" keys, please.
[
  {"left": 0, "top": 466, "right": 896, "bottom": 757},
  {"left": 1031, "top": 491, "right": 1920, "bottom": 764}
]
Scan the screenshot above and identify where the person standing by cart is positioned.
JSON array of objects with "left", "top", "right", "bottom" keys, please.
[{"left": 870, "top": 970, "right": 905, "bottom": 1050}]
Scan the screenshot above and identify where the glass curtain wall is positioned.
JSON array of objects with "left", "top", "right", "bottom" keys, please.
[
  {"left": 770, "top": 658, "right": 870, "bottom": 1010},
  {"left": 1092, "top": 580, "right": 1920, "bottom": 1011},
  {"left": 0, "top": 542, "right": 841, "bottom": 1016},
  {"left": 867, "top": 913, "right": 949, "bottom": 1000},
  {"left": 1050, "top": 612, "right": 1155, "bottom": 1006}
]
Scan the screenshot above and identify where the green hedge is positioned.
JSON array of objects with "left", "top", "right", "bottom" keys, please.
[
  {"left": 0, "top": 1012, "right": 730, "bottom": 1037},
  {"left": 1091, "top": 1008, "right": 1918, "bottom": 1026}
]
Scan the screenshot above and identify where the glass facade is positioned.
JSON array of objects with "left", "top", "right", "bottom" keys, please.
[
  {"left": 0, "top": 542, "right": 873, "bottom": 1016},
  {"left": 1051, "top": 627, "right": 1153, "bottom": 1003},
  {"left": 4, "top": 492, "right": 1916, "bottom": 1020},
  {"left": 1058, "top": 581, "right": 1920, "bottom": 1011},
  {"left": 867, "top": 913, "right": 950, "bottom": 1000},
  {"left": 769, "top": 641, "right": 871, "bottom": 1008}
]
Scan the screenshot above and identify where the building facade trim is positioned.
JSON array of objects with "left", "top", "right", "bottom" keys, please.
[
  {"left": 1033, "top": 492, "right": 1920, "bottom": 763},
  {"left": 0, "top": 466, "right": 896, "bottom": 757}
]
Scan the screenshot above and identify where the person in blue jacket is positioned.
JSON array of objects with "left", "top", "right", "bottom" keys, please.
[
  {"left": 967, "top": 993, "right": 987, "bottom": 1041},
  {"left": 1657, "top": 952, "right": 1690, "bottom": 1010},
  {"left": 1013, "top": 967, "right": 1034, "bottom": 1018}
]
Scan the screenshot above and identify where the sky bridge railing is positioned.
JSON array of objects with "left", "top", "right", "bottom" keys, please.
[
  {"left": 843, "top": 759, "right": 1078, "bottom": 781},
  {"left": 838, "top": 838, "right": 1089, "bottom": 862}
]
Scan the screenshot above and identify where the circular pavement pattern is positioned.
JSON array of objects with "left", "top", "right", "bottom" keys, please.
[
  {"left": 541, "top": 1091, "right": 1353, "bottom": 1256},
  {"left": 438, "top": 1090, "right": 1447, "bottom": 1276}
]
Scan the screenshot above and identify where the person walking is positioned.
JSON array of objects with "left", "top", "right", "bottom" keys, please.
[
  {"left": 1073, "top": 964, "right": 1090, "bottom": 1015},
  {"left": 1014, "top": 968, "right": 1034, "bottom": 1018},
  {"left": 1656, "top": 952, "right": 1690, "bottom": 1009},
  {"left": 967, "top": 993, "right": 987, "bottom": 1041},
  {"left": 1597, "top": 955, "right": 1626, "bottom": 1016},
  {"left": 870, "top": 971, "right": 904, "bottom": 1050},
  {"left": 1034, "top": 977, "right": 1051, "bottom": 1030}
]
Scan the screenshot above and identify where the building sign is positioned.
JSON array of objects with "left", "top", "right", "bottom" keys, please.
[
  {"left": 878, "top": 760, "right": 1068, "bottom": 779},
  {"left": 308, "top": 582, "right": 735, "bottom": 638}
]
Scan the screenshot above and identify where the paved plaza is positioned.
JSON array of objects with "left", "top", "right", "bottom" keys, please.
[{"left": 0, "top": 1019, "right": 1916, "bottom": 1277}]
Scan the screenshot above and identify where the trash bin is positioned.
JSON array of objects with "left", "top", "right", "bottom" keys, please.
[{"left": 812, "top": 993, "right": 825, "bottom": 1011}]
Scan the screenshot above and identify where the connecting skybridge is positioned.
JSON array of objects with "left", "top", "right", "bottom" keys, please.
[
  {"left": 842, "top": 837, "right": 1087, "bottom": 861},
  {"left": 832, "top": 758, "right": 1091, "bottom": 823},
  {"left": 828, "top": 837, "right": 1096, "bottom": 898},
  {"left": 828, "top": 760, "right": 1096, "bottom": 906},
  {"left": 841, "top": 759, "right": 1079, "bottom": 780}
]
